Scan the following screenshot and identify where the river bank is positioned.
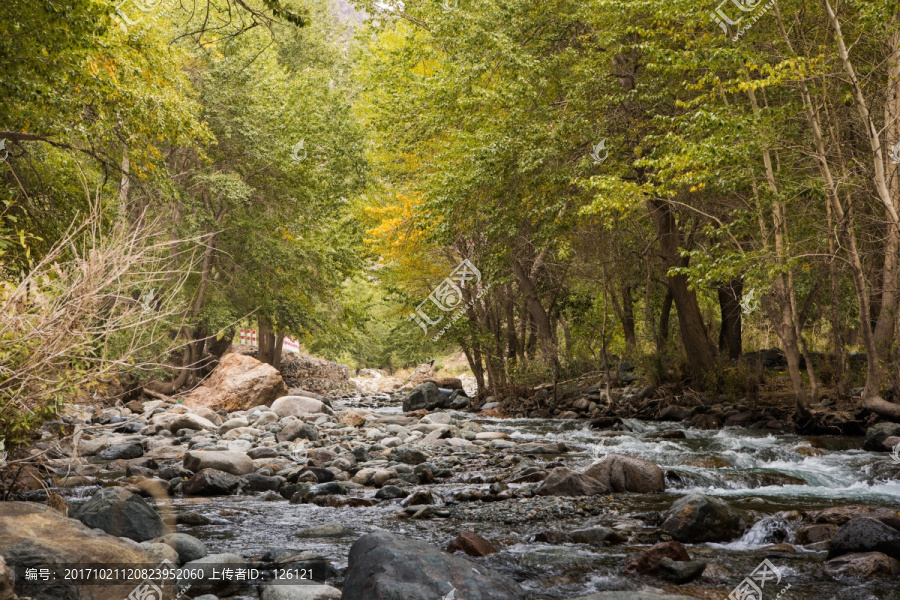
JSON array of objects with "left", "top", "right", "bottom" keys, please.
[{"left": 1, "top": 363, "right": 899, "bottom": 600}]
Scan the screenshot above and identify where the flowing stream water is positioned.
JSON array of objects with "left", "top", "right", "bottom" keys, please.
[{"left": 84, "top": 394, "right": 900, "bottom": 600}]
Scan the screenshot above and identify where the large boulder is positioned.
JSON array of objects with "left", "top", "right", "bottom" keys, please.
[
  {"left": 824, "top": 552, "right": 900, "bottom": 578},
  {"left": 184, "top": 353, "right": 288, "bottom": 412},
  {"left": 660, "top": 494, "right": 747, "bottom": 543},
  {"left": 271, "top": 396, "right": 334, "bottom": 418},
  {"left": 584, "top": 454, "right": 665, "bottom": 493},
  {"left": 809, "top": 505, "right": 900, "bottom": 531},
  {"left": 0, "top": 502, "right": 164, "bottom": 600},
  {"left": 402, "top": 382, "right": 447, "bottom": 412},
  {"left": 536, "top": 467, "right": 608, "bottom": 497},
  {"left": 183, "top": 468, "right": 242, "bottom": 496},
  {"left": 827, "top": 517, "right": 900, "bottom": 560},
  {"left": 72, "top": 487, "right": 164, "bottom": 542},
  {"left": 183, "top": 450, "right": 255, "bottom": 476},
  {"left": 342, "top": 531, "right": 522, "bottom": 600},
  {"left": 862, "top": 422, "right": 900, "bottom": 451}
]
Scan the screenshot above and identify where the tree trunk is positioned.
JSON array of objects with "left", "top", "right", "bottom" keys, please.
[
  {"left": 272, "top": 332, "right": 285, "bottom": 371},
  {"left": 463, "top": 347, "right": 487, "bottom": 398},
  {"left": 621, "top": 284, "right": 636, "bottom": 348},
  {"left": 505, "top": 289, "right": 518, "bottom": 362},
  {"left": 258, "top": 318, "right": 275, "bottom": 366},
  {"left": 717, "top": 279, "right": 743, "bottom": 360},
  {"left": 646, "top": 199, "right": 714, "bottom": 378},
  {"left": 875, "top": 11, "right": 900, "bottom": 357},
  {"left": 511, "top": 258, "right": 556, "bottom": 359},
  {"left": 658, "top": 285, "right": 673, "bottom": 348}
]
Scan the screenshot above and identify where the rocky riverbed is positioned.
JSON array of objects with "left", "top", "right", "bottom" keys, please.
[{"left": 2, "top": 369, "right": 900, "bottom": 600}]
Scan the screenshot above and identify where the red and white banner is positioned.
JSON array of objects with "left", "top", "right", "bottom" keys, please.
[{"left": 239, "top": 328, "right": 300, "bottom": 354}]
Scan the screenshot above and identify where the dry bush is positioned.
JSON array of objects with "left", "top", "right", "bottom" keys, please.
[{"left": 0, "top": 206, "right": 200, "bottom": 444}]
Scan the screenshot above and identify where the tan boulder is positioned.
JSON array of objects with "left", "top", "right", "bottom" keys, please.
[
  {"left": 0, "top": 502, "right": 179, "bottom": 600},
  {"left": 338, "top": 410, "right": 371, "bottom": 428},
  {"left": 184, "top": 353, "right": 288, "bottom": 412}
]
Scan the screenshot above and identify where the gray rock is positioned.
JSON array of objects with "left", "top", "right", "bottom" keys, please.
[
  {"left": 658, "top": 406, "right": 692, "bottom": 421},
  {"left": 827, "top": 517, "right": 900, "bottom": 560},
  {"left": 218, "top": 416, "right": 249, "bottom": 435},
  {"left": 243, "top": 472, "right": 282, "bottom": 492},
  {"left": 569, "top": 526, "right": 625, "bottom": 546},
  {"left": 402, "top": 383, "right": 447, "bottom": 412},
  {"left": 375, "top": 485, "right": 407, "bottom": 499},
  {"left": 389, "top": 445, "right": 428, "bottom": 465},
  {"left": 658, "top": 557, "right": 706, "bottom": 583},
  {"left": 168, "top": 413, "right": 218, "bottom": 433},
  {"left": 72, "top": 487, "right": 163, "bottom": 542},
  {"left": 271, "top": 396, "right": 334, "bottom": 418},
  {"left": 261, "top": 584, "right": 341, "bottom": 599},
  {"left": 248, "top": 446, "right": 280, "bottom": 459},
  {"left": 584, "top": 454, "right": 665, "bottom": 493},
  {"left": 184, "top": 450, "right": 255, "bottom": 476},
  {"left": 862, "top": 423, "right": 900, "bottom": 451},
  {"left": 183, "top": 468, "right": 242, "bottom": 496},
  {"left": 139, "top": 541, "right": 179, "bottom": 563},
  {"left": 94, "top": 443, "right": 144, "bottom": 461},
  {"left": 154, "top": 532, "right": 208, "bottom": 564},
  {"left": 343, "top": 531, "right": 522, "bottom": 599},
  {"left": 660, "top": 493, "right": 747, "bottom": 543},
  {"left": 277, "top": 420, "right": 320, "bottom": 443},
  {"left": 536, "top": 467, "right": 608, "bottom": 497},
  {"left": 297, "top": 523, "right": 353, "bottom": 538}
]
